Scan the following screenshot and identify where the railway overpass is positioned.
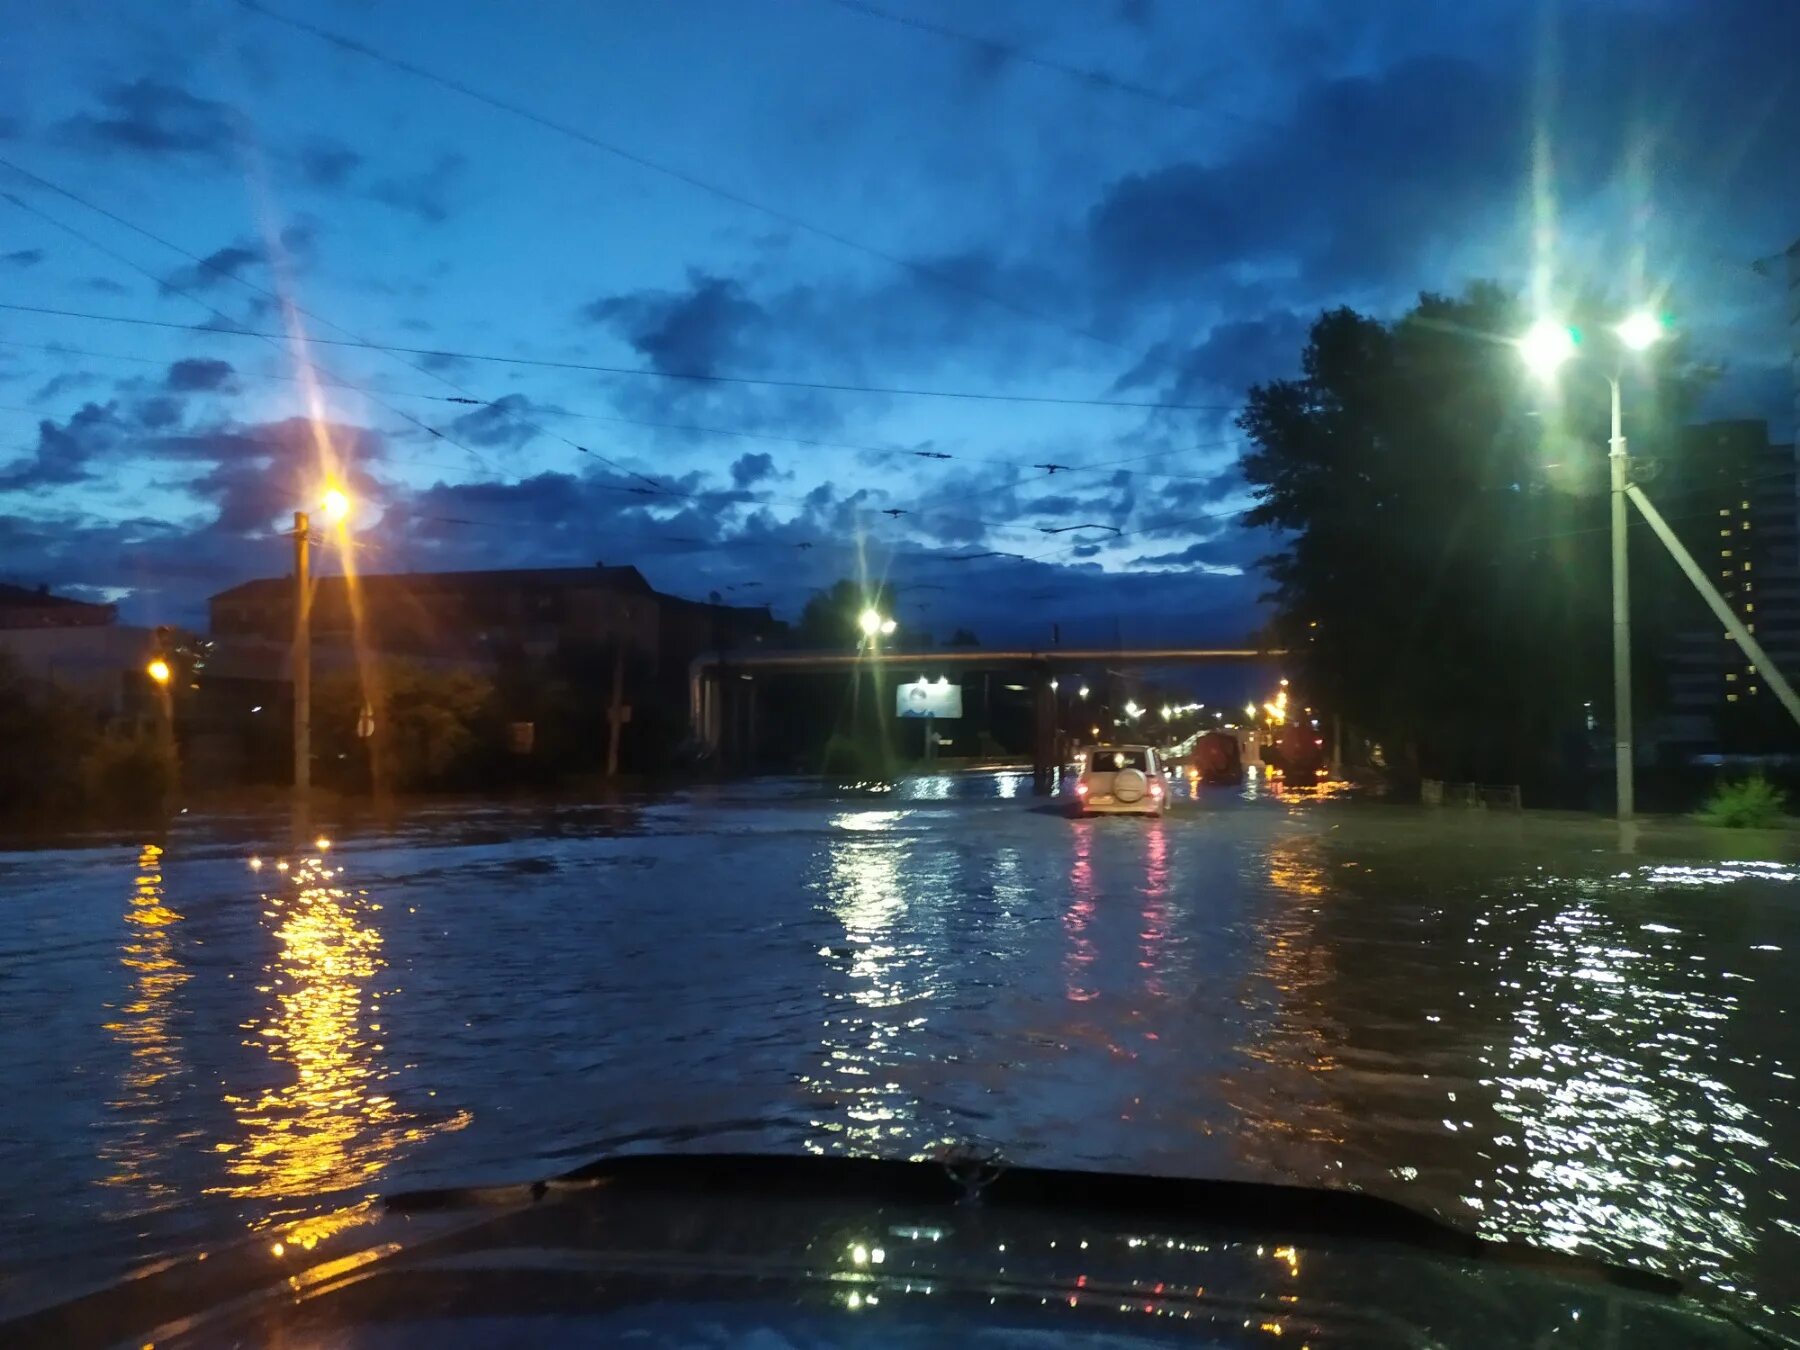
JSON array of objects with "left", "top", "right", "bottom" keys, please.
[{"left": 689, "top": 645, "right": 1285, "bottom": 782}]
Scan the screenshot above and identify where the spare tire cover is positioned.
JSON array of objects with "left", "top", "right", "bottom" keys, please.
[{"left": 1113, "top": 768, "right": 1147, "bottom": 803}]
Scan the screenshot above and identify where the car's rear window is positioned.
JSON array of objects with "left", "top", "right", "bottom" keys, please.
[{"left": 1089, "top": 749, "right": 1148, "bottom": 771}]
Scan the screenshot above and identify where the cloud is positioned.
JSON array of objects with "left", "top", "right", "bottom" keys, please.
[
  {"left": 165, "top": 358, "right": 234, "bottom": 392},
  {"left": 367, "top": 152, "right": 466, "bottom": 224},
  {"left": 447, "top": 394, "right": 541, "bottom": 451},
  {"left": 159, "top": 242, "right": 263, "bottom": 295},
  {"left": 730, "top": 451, "right": 779, "bottom": 487},
  {"left": 294, "top": 137, "right": 362, "bottom": 188},
  {"left": 1, "top": 248, "right": 43, "bottom": 268},
  {"left": 0, "top": 402, "right": 120, "bottom": 492},
  {"left": 582, "top": 271, "right": 766, "bottom": 378},
  {"left": 58, "top": 77, "right": 239, "bottom": 161},
  {"left": 85, "top": 276, "right": 131, "bottom": 295}
]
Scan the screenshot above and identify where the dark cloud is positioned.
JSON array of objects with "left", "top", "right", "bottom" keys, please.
[
  {"left": 367, "top": 152, "right": 466, "bottom": 224},
  {"left": 159, "top": 242, "right": 263, "bottom": 295},
  {"left": 730, "top": 451, "right": 779, "bottom": 487},
  {"left": 165, "top": 358, "right": 234, "bottom": 392},
  {"left": 1, "top": 248, "right": 43, "bottom": 268},
  {"left": 85, "top": 276, "right": 131, "bottom": 295},
  {"left": 179, "top": 418, "right": 387, "bottom": 534},
  {"left": 583, "top": 271, "right": 766, "bottom": 377},
  {"left": 32, "top": 371, "right": 100, "bottom": 403},
  {"left": 1115, "top": 310, "right": 1308, "bottom": 403},
  {"left": 448, "top": 394, "right": 541, "bottom": 451},
  {"left": 295, "top": 137, "right": 362, "bottom": 188},
  {"left": 134, "top": 396, "right": 183, "bottom": 431},
  {"left": 1089, "top": 56, "right": 1518, "bottom": 296},
  {"left": 58, "top": 78, "right": 239, "bottom": 161},
  {"left": 0, "top": 403, "right": 119, "bottom": 492}
]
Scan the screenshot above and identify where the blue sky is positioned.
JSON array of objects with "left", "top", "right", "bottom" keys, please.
[{"left": 2, "top": 0, "right": 1795, "bottom": 643}]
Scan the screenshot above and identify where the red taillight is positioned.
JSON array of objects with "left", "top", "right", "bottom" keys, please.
[
  {"left": 1150, "top": 782, "right": 1164, "bottom": 798},
  {"left": 1075, "top": 781, "right": 1089, "bottom": 796}
]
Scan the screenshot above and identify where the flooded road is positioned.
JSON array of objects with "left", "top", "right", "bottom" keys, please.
[{"left": 2, "top": 775, "right": 1797, "bottom": 1328}]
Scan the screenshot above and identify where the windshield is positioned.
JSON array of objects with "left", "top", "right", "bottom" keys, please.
[
  {"left": 4, "top": 2, "right": 1798, "bottom": 1344},
  {"left": 1088, "top": 749, "right": 1150, "bottom": 771}
]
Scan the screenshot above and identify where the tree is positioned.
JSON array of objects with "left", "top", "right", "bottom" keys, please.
[
  {"left": 315, "top": 663, "right": 498, "bottom": 792},
  {"left": 1238, "top": 284, "right": 1701, "bottom": 788},
  {"left": 795, "top": 578, "right": 896, "bottom": 648}
]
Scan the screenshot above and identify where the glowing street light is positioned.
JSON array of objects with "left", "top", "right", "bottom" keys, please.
[
  {"left": 1244, "top": 702, "right": 1257, "bottom": 720},
  {"left": 1517, "top": 318, "right": 1578, "bottom": 379},
  {"left": 145, "top": 658, "right": 171, "bottom": 685},
  {"left": 321, "top": 485, "right": 351, "bottom": 523},
  {"left": 1614, "top": 310, "right": 1665, "bottom": 352},
  {"left": 1077, "top": 684, "right": 1090, "bottom": 700},
  {"left": 857, "top": 607, "right": 896, "bottom": 638}
]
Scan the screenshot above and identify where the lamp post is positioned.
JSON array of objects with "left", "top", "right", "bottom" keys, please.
[
  {"left": 1518, "top": 313, "right": 1663, "bottom": 820},
  {"left": 292, "top": 487, "right": 351, "bottom": 798}
]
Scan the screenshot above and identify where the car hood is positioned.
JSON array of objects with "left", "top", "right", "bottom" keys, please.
[{"left": 5, "top": 1154, "right": 1785, "bottom": 1349}]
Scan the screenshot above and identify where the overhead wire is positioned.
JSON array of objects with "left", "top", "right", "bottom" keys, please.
[
  {"left": 232, "top": 0, "right": 1139, "bottom": 360},
  {"left": 0, "top": 154, "right": 665, "bottom": 492},
  {"left": 820, "top": 0, "right": 1275, "bottom": 128},
  {"left": 0, "top": 187, "right": 501, "bottom": 477},
  {"left": 0, "top": 302, "right": 1232, "bottom": 411}
]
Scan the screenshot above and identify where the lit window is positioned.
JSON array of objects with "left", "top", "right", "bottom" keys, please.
[
  {"left": 1720, "top": 528, "right": 1732, "bottom": 537},
  {"left": 1745, "top": 562, "right": 1753, "bottom": 572},
  {"left": 1722, "top": 549, "right": 1733, "bottom": 559},
  {"left": 1749, "top": 664, "right": 1757, "bottom": 674},
  {"left": 1751, "top": 685, "right": 1760, "bottom": 695},
  {"left": 1728, "top": 693, "right": 1740, "bottom": 702},
  {"left": 1745, "top": 582, "right": 1753, "bottom": 593},
  {"left": 1741, "top": 500, "right": 1750, "bottom": 509},
  {"left": 1748, "top": 623, "right": 1756, "bottom": 633},
  {"left": 1745, "top": 603, "right": 1754, "bottom": 613},
  {"left": 1726, "top": 672, "right": 1737, "bottom": 682},
  {"left": 1719, "top": 507, "right": 1731, "bottom": 517}
]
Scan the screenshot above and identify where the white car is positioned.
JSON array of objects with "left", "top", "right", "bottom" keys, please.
[{"left": 1072, "top": 744, "right": 1169, "bottom": 816}]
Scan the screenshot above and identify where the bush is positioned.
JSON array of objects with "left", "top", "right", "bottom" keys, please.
[
  {"left": 1695, "top": 773, "right": 1789, "bottom": 828},
  {"left": 81, "top": 727, "right": 178, "bottom": 820}
]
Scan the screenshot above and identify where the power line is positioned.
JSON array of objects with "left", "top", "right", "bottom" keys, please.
[
  {"left": 0, "top": 301, "right": 1235, "bottom": 411},
  {"left": 821, "top": 0, "right": 1271, "bottom": 128},
  {"left": 0, "top": 155, "right": 667, "bottom": 493},
  {"left": 0, "top": 189, "right": 500, "bottom": 476},
  {"left": 0, "top": 333, "right": 1239, "bottom": 489},
  {"left": 233, "top": 0, "right": 1130, "bottom": 358}
]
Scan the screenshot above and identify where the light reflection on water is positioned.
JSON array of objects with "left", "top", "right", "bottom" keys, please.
[
  {"left": 802, "top": 808, "right": 931, "bottom": 1155},
  {"left": 1468, "top": 864, "right": 1794, "bottom": 1297},
  {"left": 97, "top": 843, "right": 190, "bottom": 1212},
  {"left": 209, "top": 853, "right": 468, "bottom": 1217}
]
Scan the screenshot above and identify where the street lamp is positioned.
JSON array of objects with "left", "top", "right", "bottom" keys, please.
[
  {"left": 1077, "top": 684, "right": 1090, "bottom": 700},
  {"left": 1518, "top": 310, "right": 1663, "bottom": 820},
  {"left": 145, "top": 658, "right": 171, "bottom": 686},
  {"left": 293, "top": 485, "right": 354, "bottom": 799},
  {"left": 857, "top": 607, "right": 896, "bottom": 638}
]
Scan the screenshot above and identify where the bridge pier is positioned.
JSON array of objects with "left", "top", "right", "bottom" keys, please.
[{"left": 1032, "top": 667, "right": 1058, "bottom": 794}]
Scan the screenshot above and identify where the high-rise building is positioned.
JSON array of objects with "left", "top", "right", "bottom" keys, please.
[{"left": 1658, "top": 420, "right": 1800, "bottom": 754}]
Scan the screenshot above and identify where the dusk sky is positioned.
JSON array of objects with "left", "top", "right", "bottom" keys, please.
[{"left": 3, "top": 0, "right": 1796, "bottom": 643}]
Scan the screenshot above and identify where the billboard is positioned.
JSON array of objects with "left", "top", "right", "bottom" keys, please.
[{"left": 895, "top": 678, "right": 963, "bottom": 719}]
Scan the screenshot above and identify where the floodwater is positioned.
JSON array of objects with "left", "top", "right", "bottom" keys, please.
[{"left": 1, "top": 774, "right": 1797, "bottom": 1331}]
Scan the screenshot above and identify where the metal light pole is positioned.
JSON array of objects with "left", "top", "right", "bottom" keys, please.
[
  {"left": 292, "top": 509, "right": 311, "bottom": 798},
  {"left": 1520, "top": 315, "right": 1663, "bottom": 821},
  {"left": 1606, "top": 375, "right": 1633, "bottom": 820}
]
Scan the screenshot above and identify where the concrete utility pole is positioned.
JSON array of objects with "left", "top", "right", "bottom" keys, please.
[
  {"left": 292, "top": 509, "right": 311, "bottom": 799},
  {"left": 605, "top": 645, "right": 628, "bottom": 778},
  {"left": 1607, "top": 377, "right": 1634, "bottom": 821}
]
